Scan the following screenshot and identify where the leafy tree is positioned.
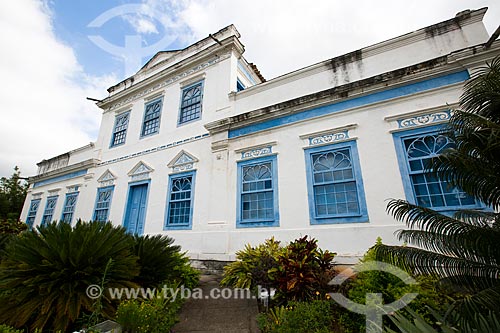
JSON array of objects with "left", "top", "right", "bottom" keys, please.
[
  {"left": 374, "top": 56, "right": 500, "bottom": 330},
  {"left": 0, "top": 166, "right": 28, "bottom": 220}
]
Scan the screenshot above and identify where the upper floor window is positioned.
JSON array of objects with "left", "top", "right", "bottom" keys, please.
[
  {"left": 165, "top": 171, "right": 195, "bottom": 230},
  {"left": 61, "top": 192, "right": 79, "bottom": 223},
  {"left": 41, "top": 196, "right": 58, "bottom": 226},
  {"left": 237, "top": 155, "right": 279, "bottom": 228},
  {"left": 141, "top": 98, "right": 163, "bottom": 137},
  {"left": 26, "top": 198, "right": 41, "bottom": 228},
  {"left": 394, "top": 126, "right": 479, "bottom": 210},
  {"left": 179, "top": 81, "right": 204, "bottom": 125},
  {"left": 305, "top": 141, "right": 368, "bottom": 224},
  {"left": 93, "top": 186, "right": 114, "bottom": 222},
  {"left": 237, "top": 79, "right": 245, "bottom": 92},
  {"left": 110, "top": 112, "right": 130, "bottom": 147}
]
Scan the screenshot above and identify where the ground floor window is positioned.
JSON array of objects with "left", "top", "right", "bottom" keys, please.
[
  {"left": 237, "top": 155, "right": 279, "bottom": 228},
  {"left": 41, "top": 196, "right": 58, "bottom": 226},
  {"left": 61, "top": 192, "right": 79, "bottom": 223},
  {"left": 305, "top": 140, "right": 368, "bottom": 224},
  {"left": 26, "top": 199, "right": 41, "bottom": 228},
  {"left": 93, "top": 186, "right": 114, "bottom": 222},
  {"left": 165, "top": 171, "right": 195, "bottom": 230},
  {"left": 393, "top": 125, "right": 480, "bottom": 211}
]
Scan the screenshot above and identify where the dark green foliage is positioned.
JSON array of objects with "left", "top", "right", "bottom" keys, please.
[
  {"left": 0, "top": 325, "right": 23, "bottom": 333},
  {"left": 0, "top": 221, "right": 141, "bottom": 332},
  {"left": 132, "top": 234, "right": 197, "bottom": 288},
  {"left": 431, "top": 56, "right": 500, "bottom": 210},
  {"left": 0, "top": 167, "right": 28, "bottom": 221},
  {"left": 347, "top": 240, "right": 454, "bottom": 331},
  {"left": 374, "top": 55, "right": 500, "bottom": 328},
  {"left": 168, "top": 250, "right": 200, "bottom": 290},
  {"left": 221, "top": 237, "right": 283, "bottom": 290},
  {"left": 0, "top": 218, "right": 27, "bottom": 234},
  {"left": 273, "top": 235, "right": 335, "bottom": 302},
  {"left": 385, "top": 308, "right": 500, "bottom": 333},
  {"left": 257, "top": 300, "right": 334, "bottom": 333},
  {"left": 115, "top": 286, "right": 183, "bottom": 333}
]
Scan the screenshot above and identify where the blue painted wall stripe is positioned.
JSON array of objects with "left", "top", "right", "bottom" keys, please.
[
  {"left": 33, "top": 169, "right": 88, "bottom": 188},
  {"left": 229, "top": 70, "right": 469, "bottom": 138}
]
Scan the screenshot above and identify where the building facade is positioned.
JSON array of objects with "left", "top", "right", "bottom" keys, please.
[{"left": 21, "top": 8, "right": 500, "bottom": 263}]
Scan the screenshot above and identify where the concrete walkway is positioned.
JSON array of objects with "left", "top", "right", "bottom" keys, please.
[{"left": 173, "top": 275, "right": 260, "bottom": 333}]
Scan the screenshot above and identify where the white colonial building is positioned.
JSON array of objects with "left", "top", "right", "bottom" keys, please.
[{"left": 21, "top": 8, "right": 500, "bottom": 263}]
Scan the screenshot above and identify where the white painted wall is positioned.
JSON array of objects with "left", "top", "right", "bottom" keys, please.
[{"left": 21, "top": 10, "right": 495, "bottom": 264}]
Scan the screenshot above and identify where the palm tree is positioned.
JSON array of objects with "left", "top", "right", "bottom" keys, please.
[
  {"left": 0, "top": 221, "right": 140, "bottom": 332},
  {"left": 132, "top": 234, "right": 188, "bottom": 288},
  {"left": 374, "top": 55, "right": 500, "bottom": 330}
]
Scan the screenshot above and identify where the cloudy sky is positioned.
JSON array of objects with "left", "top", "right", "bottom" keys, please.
[{"left": 0, "top": 0, "right": 498, "bottom": 178}]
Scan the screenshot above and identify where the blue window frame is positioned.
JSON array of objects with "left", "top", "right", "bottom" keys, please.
[
  {"left": 61, "top": 192, "right": 79, "bottom": 223},
  {"left": 237, "top": 155, "right": 279, "bottom": 228},
  {"left": 178, "top": 81, "right": 203, "bottom": 125},
  {"left": 41, "top": 196, "right": 58, "bottom": 226},
  {"left": 141, "top": 98, "right": 162, "bottom": 137},
  {"left": 165, "top": 171, "right": 195, "bottom": 230},
  {"left": 26, "top": 198, "right": 41, "bottom": 228},
  {"left": 305, "top": 141, "right": 368, "bottom": 224},
  {"left": 393, "top": 125, "right": 480, "bottom": 210},
  {"left": 93, "top": 186, "right": 114, "bottom": 222},
  {"left": 110, "top": 112, "right": 130, "bottom": 147},
  {"left": 236, "top": 78, "right": 245, "bottom": 92}
]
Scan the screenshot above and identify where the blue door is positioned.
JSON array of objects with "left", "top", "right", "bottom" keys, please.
[{"left": 124, "top": 183, "right": 148, "bottom": 234}]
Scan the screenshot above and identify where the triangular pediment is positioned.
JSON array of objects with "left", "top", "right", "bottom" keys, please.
[
  {"left": 127, "top": 161, "right": 154, "bottom": 176},
  {"left": 97, "top": 169, "right": 116, "bottom": 182},
  {"left": 167, "top": 150, "right": 199, "bottom": 167},
  {"left": 138, "top": 50, "right": 181, "bottom": 74}
]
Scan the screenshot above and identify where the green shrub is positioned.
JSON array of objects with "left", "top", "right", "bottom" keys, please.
[
  {"left": 272, "top": 236, "right": 335, "bottom": 302},
  {"left": 115, "top": 289, "right": 183, "bottom": 333},
  {"left": 0, "top": 324, "right": 23, "bottom": 333},
  {"left": 0, "top": 219, "right": 27, "bottom": 234},
  {"left": 168, "top": 251, "right": 200, "bottom": 290},
  {"left": 257, "top": 300, "right": 334, "bottom": 333},
  {"left": 221, "top": 237, "right": 283, "bottom": 291},
  {"left": 346, "top": 238, "right": 454, "bottom": 331}
]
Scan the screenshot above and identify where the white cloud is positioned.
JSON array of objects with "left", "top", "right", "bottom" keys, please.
[
  {"left": 123, "top": 14, "right": 159, "bottom": 34},
  {"left": 0, "top": 0, "right": 117, "bottom": 178},
  {"left": 172, "top": 0, "right": 499, "bottom": 79}
]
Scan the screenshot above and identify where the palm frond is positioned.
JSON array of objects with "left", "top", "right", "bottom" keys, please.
[
  {"left": 396, "top": 229, "right": 500, "bottom": 265},
  {"left": 373, "top": 244, "right": 500, "bottom": 285},
  {"left": 387, "top": 199, "right": 496, "bottom": 231},
  {"left": 452, "top": 209, "right": 498, "bottom": 225},
  {"left": 460, "top": 55, "right": 500, "bottom": 121}
]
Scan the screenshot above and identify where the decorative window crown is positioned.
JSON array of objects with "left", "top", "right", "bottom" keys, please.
[{"left": 168, "top": 150, "right": 198, "bottom": 173}]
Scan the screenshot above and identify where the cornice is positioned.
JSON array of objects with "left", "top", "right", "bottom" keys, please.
[
  {"left": 29, "top": 158, "right": 100, "bottom": 183},
  {"left": 205, "top": 55, "right": 458, "bottom": 134},
  {"left": 232, "top": 8, "right": 487, "bottom": 100},
  {"left": 206, "top": 40, "right": 498, "bottom": 136},
  {"left": 384, "top": 104, "right": 459, "bottom": 123},
  {"left": 98, "top": 36, "right": 242, "bottom": 112}
]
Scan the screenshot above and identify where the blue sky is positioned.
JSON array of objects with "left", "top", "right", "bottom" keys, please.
[{"left": 0, "top": 0, "right": 499, "bottom": 178}]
